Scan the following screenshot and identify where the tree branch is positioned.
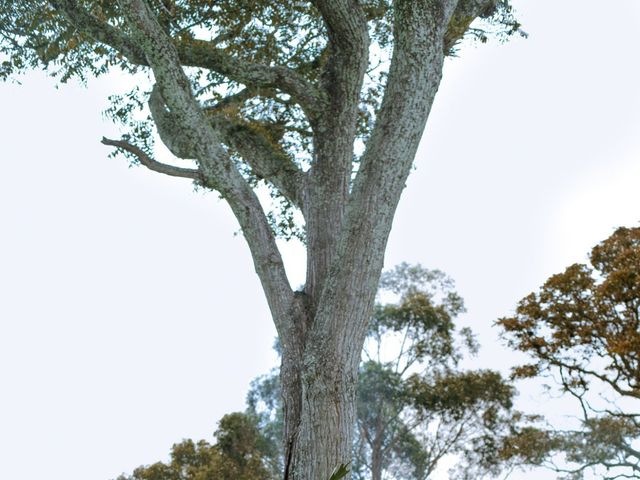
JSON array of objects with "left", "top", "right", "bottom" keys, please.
[
  {"left": 306, "top": 0, "right": 453, "bottom": 358},
  {"left": 203, "top": 87, "right": 259, "bottom": 112},
  {"left": 310, "top": 0, "right": 368, "bottom": 48},
  {"left": 101, "top": 137, "right": 202, "bottom": 181},
  {"left": 49, "top": 0, "right": 323, "bottom": 118},
  {"left": 444, "top": 0, "right": 501, "bottom": 52},
  {"left": 454, "top": 0, "right": 499, "bottom": 17},
  {"left": 49, "top": 0, "right": 147, "bottom": 63},
  {"left": 175, "top": 39, "right": 325, "bottom": 118},
  {"left": 302, "top": 0, "right": 370, "bottom": 312},
  {"left": 148, "top": 84, "right": 306, "bottom": 208},
  {"left": 114, "top": 0, "right": 302, "bottom": 349},
  {"left": 208, "top": 114, "right": 307, "bottom": 209},
  {"left": 147, "top": 85, "right": 196, "bottom": 160}
]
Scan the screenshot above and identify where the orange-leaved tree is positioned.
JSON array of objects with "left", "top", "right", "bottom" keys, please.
[{"left": 497, "top": 226, "right": 640, "bottom": 479}]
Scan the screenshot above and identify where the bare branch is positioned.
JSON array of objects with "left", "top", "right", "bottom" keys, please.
[{"left": 101, "top": 137, "right": 201, "bottom": 181}]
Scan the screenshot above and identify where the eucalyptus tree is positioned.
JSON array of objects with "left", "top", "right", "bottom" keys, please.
[
  {"left": 0, "top": 1, "right": 521, "bottom": 478},
  {"left": 353, "top": 264, "right": 516, "bottom": 480}
]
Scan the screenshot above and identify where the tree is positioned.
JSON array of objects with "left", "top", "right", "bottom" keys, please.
[
  {"left": 116, "top": 412, "right": 278, "bottom": 480},
  {"left": 0, "top": 2, "right": 522, "bottom": 478},
  {"left": 248, "top": 264, "right": 519, "bottom": 480},
  {"left": 355, "top": 264, "right": 517, "bottom": 480},
  {"left": 497, "top": 226, "right": 640, "bottom": 479}
]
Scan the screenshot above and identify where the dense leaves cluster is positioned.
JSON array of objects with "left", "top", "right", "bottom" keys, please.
[
  {"left": 497, "top": 227, "right": 640, "bottom": 479},
  {"left": 116, "top": 412, "right": 278, "bottom": 480}
]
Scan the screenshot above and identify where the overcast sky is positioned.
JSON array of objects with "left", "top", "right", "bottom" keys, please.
[{"left": 1, "top": 1, "right": 639, "bottom": 479}]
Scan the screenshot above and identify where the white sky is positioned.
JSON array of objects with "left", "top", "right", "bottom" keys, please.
[{"left": 1, "top": 1, "right": 639, "bottom": 479}]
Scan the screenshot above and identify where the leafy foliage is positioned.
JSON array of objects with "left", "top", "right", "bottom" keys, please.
[
  {"left": 353, "top": 263, "right": 516, "bottom": 480},
  {"left": 115, "top": 412, "right": 279, "bottom": 480},
  {"left": 328, "top": 463, "right": 351, "bottom": 480},
  {"left": 0, "top": 0, "right": 523, "bottom": 240},
  {"left": 497, "top": 226, "right": 640, "bottom": 479}
]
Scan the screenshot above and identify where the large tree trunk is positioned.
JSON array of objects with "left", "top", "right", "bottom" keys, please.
[
  {"left": 282, "top": 305, "right": 369, "bottom": 480},
  {"left": 287, "top": 354, "right": 359, "bottom": 480}
]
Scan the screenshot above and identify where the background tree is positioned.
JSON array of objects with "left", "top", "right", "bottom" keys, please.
[
  {"left": 116, "top": 412, "right": 278, "bottom": 480},
  {"left": 497, "top": 226, "right": 640, "bottom": 479},
  {"left": 248, "top": 264, "right": 519, "bottom": 480},
  {"left": 354, "top": 264, "right": 517, "bottom": 480},
  {"left": 0, "top": 2, "right": 522, "bottom": 478}
]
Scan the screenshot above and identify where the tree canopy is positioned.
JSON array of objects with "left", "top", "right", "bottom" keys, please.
[
  {"left": 0, "top": 2, "right": 522, "bottom": 232},
  {"left": 116, "top": 412, "right": 278, "bottom": 480},
  {"left": 497, "top": 226, "right": 640, "bottom": 479},
  {"left": 353, "top": 263, "right": 517, "bottom": 480}
]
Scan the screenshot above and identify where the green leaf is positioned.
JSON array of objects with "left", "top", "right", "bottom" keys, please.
[{"left": 328, "top": 463, "right": 350, "bottom": 480}]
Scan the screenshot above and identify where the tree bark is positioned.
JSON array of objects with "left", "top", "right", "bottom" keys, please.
[
  {"left": 281, "top": 299, "right": 374, "bottom": 480},
  {"left": 286, "top": 348, "right": 359, "bottom": 480}
]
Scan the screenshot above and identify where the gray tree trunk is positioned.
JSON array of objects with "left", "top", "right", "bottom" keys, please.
[
  {"left": 128, "top": 0, "right": 452, "bottom": 473},
  {"left": 284, "top": 344, "right": 360, "bottom": 480}
]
